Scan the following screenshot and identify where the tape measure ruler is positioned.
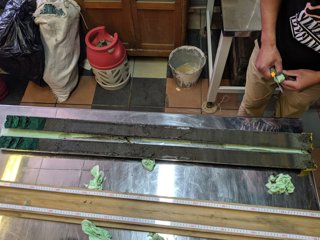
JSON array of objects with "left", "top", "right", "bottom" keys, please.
[{"left": 0, "top": 181, "right": 319, "bottom": 240}]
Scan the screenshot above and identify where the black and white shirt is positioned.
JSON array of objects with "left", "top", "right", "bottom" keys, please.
[{"left": 276, "top": 0, "right": 320, "bottom": 70}]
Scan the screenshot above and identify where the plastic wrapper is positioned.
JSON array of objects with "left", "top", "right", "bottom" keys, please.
[{"left": 0, "top": 0, "right": 44, "bottom": 85}]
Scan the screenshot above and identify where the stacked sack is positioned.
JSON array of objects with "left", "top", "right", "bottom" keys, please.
[{"left": 34, "top": 0, "right": 80, "bottom": 102}]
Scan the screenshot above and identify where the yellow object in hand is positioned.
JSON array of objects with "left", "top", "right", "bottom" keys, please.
[{"left": 270, "top": 67, "right": 277, "bottom": 78}]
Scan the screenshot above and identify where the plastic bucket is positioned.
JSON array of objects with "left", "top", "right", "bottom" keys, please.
[{"left": 169, "top": 46, "right": 206, "bottom": 88}]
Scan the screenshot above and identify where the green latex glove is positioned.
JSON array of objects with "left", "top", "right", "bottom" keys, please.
[
  {"left": 86, "top": 165, "right": 106, "bottom": 190},
  {"left": 265, "top": 173, "right": 295, "bottom": 195},
  {"left": 148, "top": 233, "right": 165, "bottom": 240},
  {"left": 142, "top": 159, "right": 156, "bottom": 172},
  {"left": 81, "top": 219, "right": 112, "bottom": 240}
]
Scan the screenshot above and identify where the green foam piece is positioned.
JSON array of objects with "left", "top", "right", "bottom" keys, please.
[
  {"left": 265, "top": 173, "right": 295, "bottom": 195},
  {"left": 27, "top": 117, "right": 46, "bottom": 130},
  {"left": 5, "top": 116, "right": 20, "bottom": 128},
  {"left": 0, "top": 136, "right": 38, "bottom": 150},
  {"left": 81, "top": 219, "right": 112, "bottom": 240},
  {"left": 5, "top": 116, "right": 46, "bottom": 130},
  {"left": 86, "top": 165, "right": 106, "bottom": 190},
  {"left": 142, "top": 159, "right": 156, "bottom": 172},
  {"left": 41, "top": 4, "right": 65, "bottom": 16},
  {"left": 0, "top": 136, "right": 14, "bottom": 148},
  {"left": 19, "top": 137, "right": 39, "bottom": 150},
  {"left": 274, "top": 73, "right": 286, "bottom": 84},
  {"left": 148, "top": 233, "right": 165, "bottom": 240}
]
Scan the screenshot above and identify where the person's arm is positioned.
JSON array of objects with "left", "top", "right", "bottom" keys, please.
[
  {"left": 281, "top": 69, "right": 320, "bottom": 91},
  {"left": 255, "top": 0, "right": 283, "bottom": 77}
]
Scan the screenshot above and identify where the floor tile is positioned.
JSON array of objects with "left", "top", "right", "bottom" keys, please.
[
  {"left": 0, "top": 159, "right": 8, "bottom": 177},
  {"left": 36, "top": 169, "right": 81, "bottom": 187},
  {"left": 133, "top": 58, "right": 168, "bottom": 78},
  {"left": 92, "top": 105, "right": 129, "bottom": 111},
  {"left": 16, "top": 169, "right": 39, "bottom": 184},
  {"left": 167, "top": 63, "right": 173, "bottom": 78},
  {"left": 201, "top": 78, "right": 209, "bottom": 104},
  {"left": 21, "top": 81, "right": 56, "bottom": 104},
  {"left": 129, "top": 106, "right": 164, "bottom": 112},
  {"left": 165, "top": 107, "right": 201, "bottom": 114},
  {"left": 25, "top": 220, "right": 71, "bottom": 240},
  {"left": 20, "top": 103, "right": 56, "bottom": 107},
  {"left": 41, "top": 157, "right": 84, "bottom": 170},
  {"left": 21, "top": 156, "right": 43, "bottom": 169},
  {"left": 92, "top": 80, "right": 132, "bottom": 107},
  {"left": 58, "top": 76, "right": 96, "bottom": 105},
  {"left": 128, "top": 58, "right": 135, "bottom": 76},
  {"left": 203, "top": 109, "right": 238, "bottom": 116},
  {"left": 83, "top": 159, "right": 115, "bottom": 171},
  {"left": 0, "top": 77, "right": 29, "bottom": 105},
  {"left": 0, "top": 218, "right": 30, "bottom": 240},
  {"left": 215, "top": 93, "right": 243, "bottom": 110},
  {"left": 79, "top": 68, "right": 94, "bottom": 77},
  {"left": 130, "top": 78, "right": 166, "bottom": 107},
  {"left": 166, "top": 78, "right": 202, "bottom": 108},
  {"left": 201, "top": 78, "right": 242, "bottom": 110},
  {"left": 55, "top": 104, "right": 91, "bottom": 109},
  {"left": 301, "top": 110, "right": 320, "bottom": 147}
]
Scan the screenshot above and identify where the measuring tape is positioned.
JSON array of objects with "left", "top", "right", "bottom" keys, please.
[
  {"left": 0, "top": 203, "right": 318, "bottom": 240},
  {"left": 1, "top": 181, "right": 319, "bottom": 218},
  {"left": 0, "top": 181, "right": 319, "bottom": 240}
]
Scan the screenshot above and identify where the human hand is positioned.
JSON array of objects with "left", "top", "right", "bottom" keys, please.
[
  {"left": 282, "top": 69, "right": 320, "bottom": 91},
  {"left": 255, "top": 44, "right": 283, "bottom": 78}
]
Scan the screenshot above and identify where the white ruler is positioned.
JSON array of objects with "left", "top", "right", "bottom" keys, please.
[
  {"left": 0, "top": 181, "right": 319, "bottom": 240},
  {"left": 1, "top": 181, "right": 319, "bottom": 218}
]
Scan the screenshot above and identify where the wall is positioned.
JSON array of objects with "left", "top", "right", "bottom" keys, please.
[{"left": 189, "top": 0, "right": 207, "bottom": 7}]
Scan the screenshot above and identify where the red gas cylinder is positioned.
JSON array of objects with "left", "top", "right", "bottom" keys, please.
[{"left": 85, "top": 26, "right": 126, "bottom": 70}]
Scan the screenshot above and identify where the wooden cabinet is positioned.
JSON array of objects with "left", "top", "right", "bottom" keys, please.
[{"left": 78, "top": 0, "right": 188, "bottom": 56}]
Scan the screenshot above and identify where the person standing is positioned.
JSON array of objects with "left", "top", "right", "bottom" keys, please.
[{"left": 238, "top": 0, "right": 320, "bottom": 118}]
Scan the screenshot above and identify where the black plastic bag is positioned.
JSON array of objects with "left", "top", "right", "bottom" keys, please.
[
  {"left": 0, "top": 0, "right": 45, "bottom": 85},
  {"left": 0, "top": 0, "right": 7, "bottom": 9}
]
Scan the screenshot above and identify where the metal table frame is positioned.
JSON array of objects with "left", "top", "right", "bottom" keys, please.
[
  {"left": 0, "top": 105, "right": 319, "bottom": 240},
  {"left": 206, "top": 0, "right": 261, "bottom": 105}
]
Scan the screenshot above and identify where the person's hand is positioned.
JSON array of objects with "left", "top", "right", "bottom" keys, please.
[
  {"left": 282, "top": 69, "right": 320, "bottom": 91},
  {"left": 255, "top": 44, "right": 283, "bottom": 78}
]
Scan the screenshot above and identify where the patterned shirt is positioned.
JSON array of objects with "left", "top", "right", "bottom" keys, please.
[{"left": 276, "top": 0, "right": 320, "bottom": 70}]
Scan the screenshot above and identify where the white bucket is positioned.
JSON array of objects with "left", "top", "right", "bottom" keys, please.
[{"left": 169, "top": 46, "right": 206, "bottom": 88}]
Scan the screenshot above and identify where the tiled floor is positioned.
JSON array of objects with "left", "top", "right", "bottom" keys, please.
[
  {"left": 0, "top": 27, "right": 230, "bottom": 113},
  {"left": 1, "top": 11, "right": 320, "bottom": 196}
]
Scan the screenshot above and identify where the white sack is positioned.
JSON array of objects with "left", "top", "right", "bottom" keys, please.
[{"left": 34, "top": 0, "right": 80, "bottom": 102}]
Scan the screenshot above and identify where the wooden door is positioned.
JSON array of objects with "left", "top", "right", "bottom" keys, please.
[
  {"left": 77, "top": 0, "right": 136, "bottom": 49},
  {"left": 77, "top": 0, "right": 187, "bottom": 56},
  {"left": 129, "top": 0, "right": 188, "bottom": 56}
]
